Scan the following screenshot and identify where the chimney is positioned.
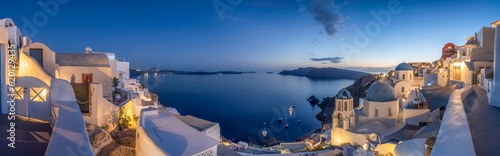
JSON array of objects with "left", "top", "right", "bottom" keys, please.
[
  {"left": 85, "top": 46, "right": 92, "bottom": 54},
  {"left": 489, "top": 26, "right": 500, "bottom": 107}
]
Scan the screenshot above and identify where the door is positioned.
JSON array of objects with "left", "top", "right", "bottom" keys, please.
[
  {"left": 71, "top": 83, "right": 90, "bottom": 113},
  {"left": 473, "top": 74, "right": 478, "bottom": 85}
]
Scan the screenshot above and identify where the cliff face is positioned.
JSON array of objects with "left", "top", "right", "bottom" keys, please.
[
  {"left": 345, "top": 74, "right": 378, "bottom": 106},
  {"left": 315, "top": 75, "right": 377, "bottom": 123},
  {"left": 279, "top": 67, "right": 314, "bottom": 77},
  {"left": 279, "top": 67, "right": 369, "bottom": 79}
]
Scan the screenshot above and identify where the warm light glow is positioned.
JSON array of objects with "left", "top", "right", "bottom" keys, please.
[
  {"left": 11, "top": 87, "right": 24, "bottom": 100},
  {"left": 334, "top": 136, "right": 342, "bottom": 145},
  {"left": 30, "top": 87, "right": 47, "bottom": 102},
  {"left": 453, "top": 61, "right": 462, "bottom": 67},
  {"left": 41, "top": 89, "right": 47, "bottom": 98}
]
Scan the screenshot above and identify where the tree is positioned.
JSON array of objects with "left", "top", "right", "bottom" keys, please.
[{"left": 112, "top": 77, "right": 119, "bottom": 88}]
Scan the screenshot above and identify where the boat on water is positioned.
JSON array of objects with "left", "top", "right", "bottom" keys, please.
[
  {"left": 284, "top": 124, "right": 289, "bottom": 129},
  {"left": 278, "top": 117, "right": 282, "bottom": 123},
  {"left": 288, "top": 106, "right": 293, "bottom": 115}
]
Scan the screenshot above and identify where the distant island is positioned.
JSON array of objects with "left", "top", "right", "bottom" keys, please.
[
  {"left": 279, "top": 67, "right": 369, "bottom": 79},
  {"left": 130, "top": 68, "right": 255, "bottom": 76}
]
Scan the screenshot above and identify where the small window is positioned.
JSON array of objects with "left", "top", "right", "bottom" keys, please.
[
  {"left": 374, "top": 109, "right": 379, "bottom": 117},
  {"left": 29, "top": 49, "right": 43, "bottom": 67},
  {"left": 11, "top": 87, "right": 24, "bottom": 100},
  {"left": 337, "top": 102, "right": 341, "bottom": 111},
  {"left": 30, "top": 87, "right": 47, "bottom": 102},
  {"left": 82, "top": 73, "right": 93, "bottom": 83},
  {"left": 344, "top": 101, "right": 347, "bottom": 111},
  {"left": 402, "top": 74, "right": 405, "bottom": 79},
  {"left": 402, "top": 87, "right": 405, "bottom": 92}
]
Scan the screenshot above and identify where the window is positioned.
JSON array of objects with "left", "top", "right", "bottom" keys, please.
[
  {"left": 388, "top": 107, "right": 392, "bottom": 116},
  {"left": 374, "top": 109, "right": 379, "bottom": 117},
  {"left": 402, "top": 87, "right": 405, "bottom": 92},
  {"left": 82, "top": 73, "right": 93, "bottom": 83},
  {"left": 344, "top": 102, "right": 347, "bottom": 111},
  {"left": 30, "top": 87, "right": 47, "bottom": 102},
  {"left": 29, "top": 49, "right": 43, "bottom": 67},
  {"left": 337, "top": 102, "right": 341, "bottom": 111},
  {"left": 402, "top": 74, "right": 405, "bottom": 79},
  {"left": 419, "top": 122, "right": 428, "bottom": 126},
  {"left": 11, "top": 87, "right": 24, "bottom": 100}
]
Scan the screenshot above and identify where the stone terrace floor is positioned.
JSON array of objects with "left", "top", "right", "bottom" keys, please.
[
  {"left": 0, "top": 115, "right": 52, "bottom": 156},
  {"left": 464, "top": 85, "right": 500, "bottom": 156}
]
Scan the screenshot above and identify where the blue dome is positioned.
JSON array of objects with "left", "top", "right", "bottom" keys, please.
[
  {"left": 395, "top": 63, "right": 413, "bottom": 71},
  {"left": 336, "top": 88, "right": 352, "bottom": 99},
  {"left": 365, "top": 82, "right": 397, "bottom": 102}
]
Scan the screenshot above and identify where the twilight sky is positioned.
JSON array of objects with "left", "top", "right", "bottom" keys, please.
[{"left": 1, "top": 0, "right": 499, "bottom": 72}]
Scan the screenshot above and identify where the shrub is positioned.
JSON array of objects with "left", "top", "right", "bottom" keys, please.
[{"left": 487, "top": 71, "right": 494, "bottom": 79}]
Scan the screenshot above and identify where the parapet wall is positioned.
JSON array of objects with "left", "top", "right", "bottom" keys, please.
[
  {"left": 45, "top": 79, "right": 94, "bottom": 156},
  {"left": 431, "top": 85, "right": 474, "bottom": 155}
]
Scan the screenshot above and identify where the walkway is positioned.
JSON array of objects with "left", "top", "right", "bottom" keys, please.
[
  {"left": 464, "top": 85, "right": 500, "bottom": 156},
  {"left": 0, "top": 115, "right": 52, "bottom": 156}
]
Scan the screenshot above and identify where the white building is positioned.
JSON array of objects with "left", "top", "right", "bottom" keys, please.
[
  {"left": 333, "top": 88, "right": 356, "bottom": 130},
  {"left": 362, "top": 82, "right": 399, "bottom": 126},
  {"left": 0, "top": 18, "right": 94, "bottom": 155},
  {"left": 489, "top": 23, "right": 500, "bottom": 107},
  {"left": 388, "top": 62, "right": 425, "bottom": 98},
  {"left": 136, "top": 108, "right": 219, "bottom": 156},
  {"left": 331, "top": 67, "right": 436, "bottom": 148},
  {"left": 1, "top": 17, "right": 223, "bottom": 155}
]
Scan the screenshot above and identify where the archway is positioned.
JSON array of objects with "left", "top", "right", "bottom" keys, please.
[{"left": 337, "top": 113, "right": 343, "bottom": 128}]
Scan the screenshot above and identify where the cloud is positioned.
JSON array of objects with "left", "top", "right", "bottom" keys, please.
[
  {"left": 298, "top": 0, "right": 343, "bottom": 36},
  {"left": 310, "top": 57, "right": 343, "bottom": 63}
]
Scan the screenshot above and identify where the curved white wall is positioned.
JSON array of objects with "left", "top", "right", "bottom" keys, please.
[
  {"left": 46, "top": 79, "right": 93, "bottom": 156},
  {"left": 431, "top": 85, "right": 474, "bottom": 156}
]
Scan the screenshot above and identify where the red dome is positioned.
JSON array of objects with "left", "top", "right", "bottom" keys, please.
[{"left": 441, "top": 43, "right": 456, "bottom": 59}]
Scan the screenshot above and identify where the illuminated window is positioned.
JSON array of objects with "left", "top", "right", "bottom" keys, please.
[
  {"left": 11, "top": 87, "right": 24, "bottom": 100},
  {"left": 30, "top": 87, "right": 47, "bottom": 102}
]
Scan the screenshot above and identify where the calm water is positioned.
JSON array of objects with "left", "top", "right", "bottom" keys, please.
[{"left": 135, "top": 73, "right": 353, "bottom": 144}]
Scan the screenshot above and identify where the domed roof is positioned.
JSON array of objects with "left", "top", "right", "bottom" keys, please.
[
  {"left": 335, "top": 88, "right": 352, "bottom": 99},
  {"left": 365, "top": 82, "right": 397, "bottom": 102},
  {"left": 395, "top": 63, "right": 413, "bottom": 71}
]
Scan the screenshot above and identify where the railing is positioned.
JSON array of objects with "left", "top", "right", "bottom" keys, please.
[
  {"left": 405, "top": 102, "right": 429, "bottom": 109},
  {"left": 414, "top": 77, "right": 424, "bottom": 80}
]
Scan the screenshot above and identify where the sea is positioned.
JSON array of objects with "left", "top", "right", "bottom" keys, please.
[{"left": 135, "top": 73, "right": 353, "bottom": 145}]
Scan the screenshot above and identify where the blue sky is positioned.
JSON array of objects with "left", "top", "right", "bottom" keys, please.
[{"left": 1, "top": 0, "right": 499, "bottom": 72}]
